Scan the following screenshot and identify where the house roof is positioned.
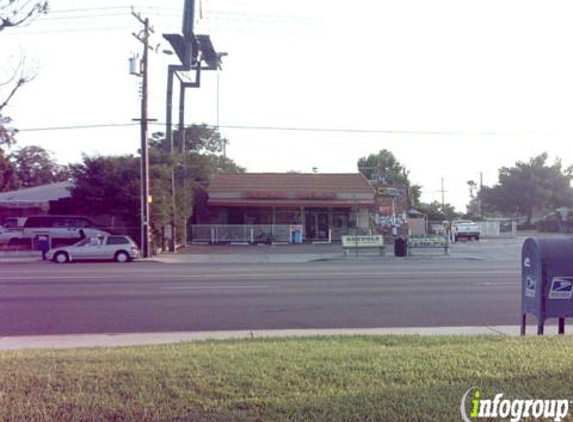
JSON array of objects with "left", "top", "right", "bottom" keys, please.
[
  {"left": 208, "top": 173, "right": 374, "bottom": 194},
  {"left": 0, "top": 181, "right": 73, "bottom": 206}
]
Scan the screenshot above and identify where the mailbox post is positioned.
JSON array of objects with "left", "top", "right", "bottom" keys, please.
[{"left": 521, "top": 237, "right": 573, "bottom": 335}]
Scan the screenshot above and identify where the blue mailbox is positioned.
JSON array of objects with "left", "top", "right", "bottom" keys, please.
[{"left": 521, "top": 237, "right": 573, "bottom": 335}]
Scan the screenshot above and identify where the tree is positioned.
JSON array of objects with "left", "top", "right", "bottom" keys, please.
[
  {"left": 150, "top": 124, "right": 245, "bottom": 243},
  {"left": 67, "top": 154, "right": 141, "bottom": 224},
  {"left": 466, "top": 180, "right": 479, "bottom": 218},
  {"left": 480, "top": 152, "right": 573, "bottom": 224},
  {"left": 418, "top": 201, "right": 459, "bottom": 221},
  {"left": 0, "top": 114, "right": 17, "bottom": 146},
  {"left": 357, "top": 149, "right": 421, "bottom": 207},
  {"left": 1, "top": 1, "right": 48, "bottom": 146},
  {"left": 0, "top": 150, "right": 20, "bottom": 191},
  {"left": 66, "top": 125, "right": 245, "bottom": 248},
  {"left": 0, "top": 0, "right": 48, "bottom": 32},
  {"left": 10, "top": 145, "right": 68, "bottom": 187}
]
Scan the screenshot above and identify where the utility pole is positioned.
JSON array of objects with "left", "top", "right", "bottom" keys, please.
[
  {"left": 478, "top": 171, "right": 483, "bottom": 218},
  {"left": 439, "top": 178, "right": 447, "bottom": 215},
  {"left": 132, "top": 10, "right": 154, "bottom": 258}
]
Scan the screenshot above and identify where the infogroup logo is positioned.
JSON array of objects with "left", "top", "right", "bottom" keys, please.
[{"left": 461, "top": 387, "right": 570, "bottom": 422}]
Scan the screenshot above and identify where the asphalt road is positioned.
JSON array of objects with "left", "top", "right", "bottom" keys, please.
[{"left": 0, "top": 257, "right": 523, "bottom": 336}]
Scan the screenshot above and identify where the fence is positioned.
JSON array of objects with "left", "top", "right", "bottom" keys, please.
[
  {"left": 477, "top": 221, "right": 517, "bottom": 237},
  {"left": 190, "top": 224, "right": 292, "bottom": 244}
]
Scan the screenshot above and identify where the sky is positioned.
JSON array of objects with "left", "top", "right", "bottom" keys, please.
[{"left": 3, "top": 0, "right": 573, "bottom": 211}]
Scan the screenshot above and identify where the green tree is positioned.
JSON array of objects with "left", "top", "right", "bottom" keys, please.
[
  {"left": 357, "top": 149, "right": 421, "bottom": 207},
  {"left": 480, "top": 152, "right": 573, "bottom": 225},
  {"left": 10, "top": 145, "right": 68, "bottom": 187},
  {"left": 67, "top": 125, "right": 244, "bottom": 248},
  {"left": 150, "top": 125, "right": 244, "bottom": 242},
  {"left": 418, "top": 201, "right": 459, "bottom": 221},
  {"left": 466, "top": 180, "right": 479, "bottom": 218},
  {"left": 67, "top": 155, "right": 141, "bottom": 227},
  {"left": 0, "top": 150, "right": 20, "bottom": 191}
]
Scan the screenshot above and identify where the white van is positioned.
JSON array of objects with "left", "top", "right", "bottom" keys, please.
[{"left": 17, "top": 215, "right": 109, "bottom": 245}]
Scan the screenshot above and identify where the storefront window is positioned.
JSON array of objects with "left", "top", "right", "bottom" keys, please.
[{"left": 276, "top": 207, "right": 301, "bottom": 224}]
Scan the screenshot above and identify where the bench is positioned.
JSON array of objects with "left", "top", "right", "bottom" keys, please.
[
  {"left": 342, "top": 235, "right": 385, "bottom": 256},
  {"left": 407, "top": 235, "right": 449, "bottom": 255}
]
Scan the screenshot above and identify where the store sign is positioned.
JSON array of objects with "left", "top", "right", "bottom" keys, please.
[
  {"left": 341, "top": 235, "right": 384, "bottom": 248},
  {"left": 407, "top": 235, "right": 449, "bottom": 247},
  {"left": 296, "top": 191, "right": 337, "bottom": 200},
  {"left": 246, "top": 191, "right": 287, "bottom": 199},
  {"left": 377, "top": 187, "right": 400, "bottom": 197}
]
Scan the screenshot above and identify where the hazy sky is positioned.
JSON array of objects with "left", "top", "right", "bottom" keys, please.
[{"left": 3, "top": 0, "right": 573, "bottom": 211}]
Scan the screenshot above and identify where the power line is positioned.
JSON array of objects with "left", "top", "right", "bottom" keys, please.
[
  {"left": 16, "top": 122, "right": 547, "bottom": 136},
  {"left": 17, "top": 123, "right": 140, "bottom": 132}
]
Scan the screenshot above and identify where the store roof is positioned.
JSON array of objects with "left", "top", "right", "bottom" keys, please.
[
  {"left": 207, "top": 173, "right": 375, "bottom": 207},
  {"left": 208, "top": 173, "right": 374, "bottom": 194}
]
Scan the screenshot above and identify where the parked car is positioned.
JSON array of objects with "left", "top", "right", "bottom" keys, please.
[
  {"left": 46, "top": 235, "right": 139, "bottom": 263},
  {"left": 451, "top": 219, "right": 481, "bottom": 241},
  {"left": 1, "top": 217, "right": 27, "bottom": 229},
  {"left": 12, "top": 215, "right": 110, "bottom": 246},
  {"left": 0, "top": 225, "right": 18, "bottom": 245}
]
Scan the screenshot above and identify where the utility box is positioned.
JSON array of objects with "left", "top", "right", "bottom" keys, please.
[{"left": 521, "top": 237, "right": 573, "bottom": 335}]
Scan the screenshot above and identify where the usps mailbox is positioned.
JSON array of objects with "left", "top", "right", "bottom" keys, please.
[{"left": 521, "top": 237, "right": 573, "bottom": 335}]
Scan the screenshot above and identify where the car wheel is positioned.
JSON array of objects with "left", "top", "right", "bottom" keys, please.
[
  {"left": 476, "top": 235, "right": 480, "bottom": 241},
  {"left": 115, "top": 251, "right": 130, "bottom": 263},
  {"left": 8, "top": 238, "right": 19, "bottom": 246},
  {"left": 54, "top": 252, "right": 69, "bottom": 264}
]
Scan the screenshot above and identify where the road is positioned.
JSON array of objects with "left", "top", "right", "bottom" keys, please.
[{"left": 0, "top": 258, "right": 523, "bottom": 336}]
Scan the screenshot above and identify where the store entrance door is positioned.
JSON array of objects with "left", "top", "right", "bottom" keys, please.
[{"left": 305, "top": 210, "right": 329, "bottom": 241}]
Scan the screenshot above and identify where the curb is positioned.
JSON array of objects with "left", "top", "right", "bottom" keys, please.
[{"left": 0, "top": 325, "right": 567, "bottom": 350}]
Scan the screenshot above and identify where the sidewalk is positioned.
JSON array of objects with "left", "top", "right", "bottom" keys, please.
[
  {"left": 0, "top": 325, "right": 565, "bottom": 351},
  {"left": 148, "top": 243, "right": 481, "bottom": 264},
  {"left": 0, "top": 251, "right": 42, "bottom": 264}
]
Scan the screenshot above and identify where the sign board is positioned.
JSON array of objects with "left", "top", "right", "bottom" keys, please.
[
  {"left": 341, "top": 235, "right": 384, "bottom": 248},
  {"left": 548, "top": 277, "right": 573, "bottom": 300},
  {"left": 376, "top": 187, "right": 400, "bottom": 197},
  {"left": 407, "top": 235, "right": 449, "bottom": 248}
]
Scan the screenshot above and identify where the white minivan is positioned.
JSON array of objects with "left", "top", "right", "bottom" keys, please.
[{"left": 16, "top": 215, "right": 109, "bottom": 245}]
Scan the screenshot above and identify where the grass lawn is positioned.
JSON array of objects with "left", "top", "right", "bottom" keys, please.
[{"left": 1, "top": 335, "right": 573, "bottom": 421}]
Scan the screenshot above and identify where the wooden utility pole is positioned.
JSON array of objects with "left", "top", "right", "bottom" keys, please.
[
  {"left": 132, "top": 11, "right": 154, "bottom": 258},
  {"left": 439, "top": 178, "right": 448, "bottom": 215}
]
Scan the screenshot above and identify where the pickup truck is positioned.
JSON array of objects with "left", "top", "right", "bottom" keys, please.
[{"left": 451, "top": 220, "right": 481, "bottom": 241}]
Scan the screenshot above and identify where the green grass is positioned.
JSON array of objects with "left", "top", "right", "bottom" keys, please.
[{"left": 2, "top": 336, "right": 573, "bottom": 421}]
